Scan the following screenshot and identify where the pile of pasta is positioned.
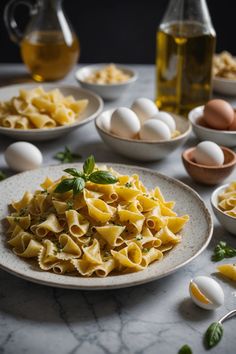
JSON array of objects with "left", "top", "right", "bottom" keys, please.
[
  {"left": 0, "top": 87, "right": 88, "bottom": 129},
  {"left": 218, "top": 181, "right": 236, "bottom": 218},
  {"left": 6, "top": 167, "right": 189, "bottom": 277}
]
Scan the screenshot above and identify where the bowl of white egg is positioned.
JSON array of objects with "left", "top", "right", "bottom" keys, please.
[{"left": 95, "top": 97, "right": 191, "bottom": 161}]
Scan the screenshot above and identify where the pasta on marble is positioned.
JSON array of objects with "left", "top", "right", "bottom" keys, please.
[
  {"left": 0, "top": 87, "right": 88, "bottom": 129},
  {"left": 6, "top": 167, "right": 189, "bottom": 277}
]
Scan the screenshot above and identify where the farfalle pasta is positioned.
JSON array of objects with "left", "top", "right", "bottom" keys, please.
[
  {"left": 218, "top": 181, "right": 236, "bottom": 218},
  {"left": 6, "top": 166, "right": 189, "bottom": 277},
  {"left": 0, "top": 87, "right": 88, "bottom": 129}
]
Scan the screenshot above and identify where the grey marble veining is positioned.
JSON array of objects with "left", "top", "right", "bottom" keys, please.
[{"left": 0, "top": 64, "right": 235, "bottom": 354}]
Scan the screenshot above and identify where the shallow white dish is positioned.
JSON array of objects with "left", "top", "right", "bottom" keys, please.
[
  {"left": 75, "top": 64, "right": 138, "bottom": 100},
  {"left": 0, "top": 83, "right": 103, "bottom": 141},
  {"left": 211, "top": 184, "right": 236, "bottom": 236},
  {"left": 0, "top": 163, "right": 213, "bottom": 290},
  {"left": 213, "top": 76, "right": 236, "bottom": 96},
  {"left": 188, "top": 106, "right": 236, "bottom": 147},
  {"left": 96, "top": 109, "right": 191, "bottom": 161}
]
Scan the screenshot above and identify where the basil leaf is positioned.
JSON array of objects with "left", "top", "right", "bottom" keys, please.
[
  {"left": 64, "top": 168, "right": 84, "bottom": 178},
  {"left": 54, "top": 178, "right": 75, "bottom": 193},
  {"left": 73, "top": 177, "right": 85, "bottom": 195},
  {"left": 83, "top": 155, "right": 95, "bottom": 175},
  {"left": 54, "top": 146, "right": 81, "bottom": 163},
  {"left": 205, "top": 322, "right": 223, "bottom": 348},
  {"left": 0, "top": 171, "right": 6, "bottom": 181},
  {"left": 178, "top": 344, "right": 192, "bottom": 354},
  {"left": 89, "top": 171, "right": 118, "bottom": 184},
  {"left": 212, "top": 241, "right": 236, "bottom": 262}
]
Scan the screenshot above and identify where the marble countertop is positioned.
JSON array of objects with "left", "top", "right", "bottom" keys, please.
[{"left": 0, "top": 64, "right": 235, "bottom": 354}]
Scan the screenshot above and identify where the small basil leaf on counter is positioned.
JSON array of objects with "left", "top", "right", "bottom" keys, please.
[
  {"left": 204, "top": 322, "right": 223, "bottom": 348},
  {"left": 212, "top": 241, "right": 236, "bottom": 262},
  {"left": 89, "top": 171, "right": 118, "bottom": 184},
  {"left": 178, "top": 344, "right": 192, "bottom": 354},
  {"left": 64, "top": 168, "right": 84, "bottom": 178},
  {"left": 73, "top": 177, "right": 85, "bottom": 195},
  {"left": 83, "top": 155, "right": 95, "bottom": 175},
  {"left": 54, "top": 146, "right": 81, "bottom": 163},
  {"left": 54, "top": 178, "right": 75, "bottom": 193},
  {"left": 0, "top": 171, "right": 6, "bottom": 181}
]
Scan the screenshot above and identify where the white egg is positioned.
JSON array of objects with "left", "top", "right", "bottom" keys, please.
[
  {"left": 139, "top": 119, "right": 171, "bottom": 141},
  {"left": 151, "top": 111, "right": 176, "bottom": 133},
  {"left": 110, "top": 107, "right": 140, "bottom": 138},
  {"left": 131, "top": 97, "right": 158, "bottom": 124},
  {"left": 4, "top": 142, "right": 43, "bottom": 172},
  {"left": 192, "top": 141, "right": 224, "bottom": 166},
  {"left": 189, "top": 276, "right": 224, "bottom": 310},
  {"left": 100, "top": 112, "right": 111, "bottom": 132}
]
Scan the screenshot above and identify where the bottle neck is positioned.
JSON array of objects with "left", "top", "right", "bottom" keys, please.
[{"left": 38, "top": 0, "right": 63, "bottom": 11}]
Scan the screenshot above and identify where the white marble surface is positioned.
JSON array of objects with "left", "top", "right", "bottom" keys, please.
[{"left": 0, "top": 64, "right": 235, "bottom": 354}]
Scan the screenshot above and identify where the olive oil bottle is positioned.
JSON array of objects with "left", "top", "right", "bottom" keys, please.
[{"left": 156, "top": 0, "right": 216, "bottom": 115}]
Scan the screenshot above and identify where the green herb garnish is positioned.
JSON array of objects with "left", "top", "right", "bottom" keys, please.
[
  {"left": 178, "top": 344, "right": 192, "bottom": 354},
  {"left": 212, "top": 241, "right": 236, "bottom": 262},
  {"left": 136, "top": 236, "right": 143, "bottom": 241},
  {"left": 54, "top": 146, "right": 82, "bottom": 163},
  {"left": 54, "top": 155, "right": 118, "bottom": 196},
  {"left": 66, "top": 200, "right": 74, "bottom": 210},
  {"left": 204, "top": 322, "right": 223, "bottom": 349},
  {"left": 125, "top": 182, "right": 132, "bottom": 188},
  {"left": 0, "top": 171, "right": 6, "bottom": 181}
]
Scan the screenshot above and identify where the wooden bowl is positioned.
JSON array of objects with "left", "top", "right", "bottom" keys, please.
[{"left": 182, "top": 146, "right": 236, "bottom": 185}]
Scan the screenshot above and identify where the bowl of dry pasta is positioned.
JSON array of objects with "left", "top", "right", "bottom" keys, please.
[
  {"left": 0, "top": 83, "right": 103, "bottom": 141},
  {"left": 211, "top": 181, "right": 236, "bottom": 235}
]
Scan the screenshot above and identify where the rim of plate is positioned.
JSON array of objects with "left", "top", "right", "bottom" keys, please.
[
  {"left": 0, "top": 163, "right": 213, "bottom": 290},
  {"left": 75, "top": 64, "right": 138, "bottom": 87},
  {"left": 96, "top": 109, "right": 192, "bottom": 144},
  {"left": 0, "top": 83, "right": 104, "bottom": 133}
]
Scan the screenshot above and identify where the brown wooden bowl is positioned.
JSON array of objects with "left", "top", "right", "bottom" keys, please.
[{"left": 182, "top": 146, "right": 236, "bottom": 185}]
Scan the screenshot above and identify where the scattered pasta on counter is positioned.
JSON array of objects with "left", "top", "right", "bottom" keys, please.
[
  {"left": 0, "top": 87, "right": 88, "bottom": 129},
  {"left": 5, "top": 162, "right": 189, "bottom": 277}
]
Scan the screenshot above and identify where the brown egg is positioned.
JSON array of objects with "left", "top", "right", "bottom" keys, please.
[
  {"left": 204, "top": 99, "right": 234, "bottom": 130},
  {"left": 197, "top": 116, "right": 209, "bottom": 128},
  {"left": 228, "top": 112, "right": 236, "bottom": 131}
]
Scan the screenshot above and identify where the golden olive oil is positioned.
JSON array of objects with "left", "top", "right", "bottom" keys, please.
[
  {"left": 21, "top": 31, "right": 79, "bottom": 82},
  {"left": 156, "top": 21, "right": 216, "bottom": 115}
]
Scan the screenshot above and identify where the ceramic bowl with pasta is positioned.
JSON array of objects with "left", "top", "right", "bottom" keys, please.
[
  {"left": 0, "top": 163, "right": 213, "bottom": 289},
  {"left": 211, "top": 182, "right": 236, "bottom": 235},
  {"left": 0, "top": 84, "right": 103, "bottom": 141}
]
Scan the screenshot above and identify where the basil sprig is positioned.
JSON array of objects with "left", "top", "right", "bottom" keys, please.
[
  {"left": 54, "top": 155, "right": 118, "bottom": 195},
  {"left": 212, "top": 241, "right": 236, "bottom": 262},
  {"left": 204, "top": 322, "right": 223, "bottom": 349},
  {"left": 178, "top": 344, "right": 192, "bottom": 354},
  {"left": 54, "top": 146, "right": 82, "bottom": 163}
]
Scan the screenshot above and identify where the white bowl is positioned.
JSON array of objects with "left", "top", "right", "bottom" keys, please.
[
  {"left": 213, "top": 76, "right": 236, "bottom": 96},
  {"left": 211, "top": 184, "right": 236, "bottom": 235},
  {"left": 188, "top": 106, "right": 236, "bottom": 147},
  {"left": 96, "top": 109, "right": 192, "bottom": 161},
  {"left": 75, "top": 64, "right": 138, "bottom": 100},
  {"left": 0, "top": 83, "right": 103, "bottom": 141}
]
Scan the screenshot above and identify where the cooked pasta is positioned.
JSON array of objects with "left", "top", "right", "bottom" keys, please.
[
  {"left": 6, "top": 166, "right": 189, "bottom": 277},
  {"left": 218, "top": 181, "right": 236, "bottom": 218},
  {"left": 0, "top": 87, "right": 88, "bottom": 129}
]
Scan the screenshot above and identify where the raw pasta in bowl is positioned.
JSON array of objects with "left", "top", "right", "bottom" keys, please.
[
  {"left": 5, "top": 159, "right": 189, "bottom": 278},
  {"left": 0, "top": 84, "right": 103, "bottom": 141}
]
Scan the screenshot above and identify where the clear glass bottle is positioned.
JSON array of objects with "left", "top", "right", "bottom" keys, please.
[
  {"left": 4, "top": 0, "right": 80, "bottom": 82},
  {"left": 156, "top": 0, "right": 216, "bottom": 116}
]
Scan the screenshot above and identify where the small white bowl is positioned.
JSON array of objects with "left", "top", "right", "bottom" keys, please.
[
  {"left": 188, "top": 106, "right": 236, "bottom": 147},
  {"left": 213, "top": 76, "right": 236, "bottom": 96},
  {"left": 95, "top": 109, "right": 191, "bottom": 161},
  {"left": 211, "top": 184, "right": 236, "bottom": 235},
  {"left": 75, "top": 64, "right": 138, "bottom": 100}
]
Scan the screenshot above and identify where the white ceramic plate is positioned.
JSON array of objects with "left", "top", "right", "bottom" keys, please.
[
  {"left": 0, "top": 163, "right": 213, "bottom": 289},
  {"left": 0, "top": 83, "right": 103, "bottom": 141},
  {"left": 188, "top": 106, "right": 236, "bottom": 147}
]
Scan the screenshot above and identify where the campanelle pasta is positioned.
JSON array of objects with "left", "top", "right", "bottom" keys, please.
[
  {"left": 218, "top": 181, "right": 236, "bottom": 218},
  {"left": 6, "top": 167, "right": 189, "bottom": 277},
  {"left": 0, "top": 87, "right": 88, "bottom": 129}
]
